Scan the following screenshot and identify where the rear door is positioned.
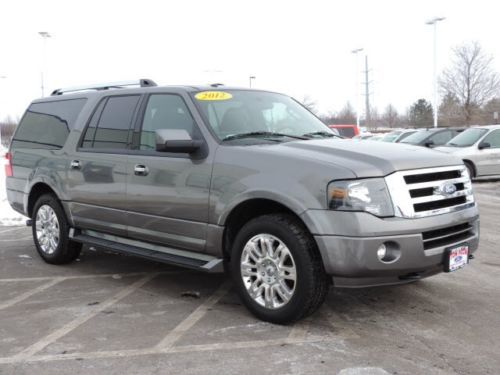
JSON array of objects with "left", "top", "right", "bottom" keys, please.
[
  {"left": 476, "top": 129, "right": 500, "bottom": 175},
  {"left": 126, "top": 92, "right": 212, "bottom": 252},
  {"left": 65, "top": 94, "right": 141, "bottom": 236}
]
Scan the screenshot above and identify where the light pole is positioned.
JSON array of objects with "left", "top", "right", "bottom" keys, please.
[
  {"left": 38, "top": 31, "right": 51, "bottom": 97},
  {"left": 249, "top": 75, "right": 256, "bottom": 88},
  {"left": 426, "top": 17, "right": 445, "bottom": 128},
  {"left": 351, "top": 48, "right": 364, "bottom": 128}
]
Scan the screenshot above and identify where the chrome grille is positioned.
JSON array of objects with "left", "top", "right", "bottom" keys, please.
[
  {"left": 385, "top": 165, "right": 475, "bottom": 218},
  {"left": 422, "top": 222, "right": 475, "bottom": 250}
]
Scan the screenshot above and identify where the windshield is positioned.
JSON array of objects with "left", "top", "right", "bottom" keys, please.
[
  {"left": 381, "top": 131, "right": 402, "bottom": 142},
  {"left": 445, "top": 128, "right": 488, "bottom": 147},
  {"left": 400, "top": 130, "right": 433, "bottom": 144},
  {"left": 192, "top": 90, "right": 334, "bottom": 141}
]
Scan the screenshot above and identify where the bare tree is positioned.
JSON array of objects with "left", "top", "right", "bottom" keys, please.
[
  {"left": 381, "top": 104, "right": 399, "bottom": 128},
  {"left": 439, "top": 41, "right": 500, "bottom": 125},
  {"left": 300, "top": 95, "right": 318, "bottom": 114},
  {"left": 0, "top": 116, "right": 18, "bottom": 148},
  {"left": 320, "top": 102, "right": 356, "bottom": 125}
]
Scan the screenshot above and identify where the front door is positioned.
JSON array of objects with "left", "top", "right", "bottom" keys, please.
[
  {"left": 476, "top": 129, "right": 500, "bottom": 176},
  {"left": 126, "top": 93, "right": 212, "bottom": 252}
]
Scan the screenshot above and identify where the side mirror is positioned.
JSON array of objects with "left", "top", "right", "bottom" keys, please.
[
  {"left": 155, "top": 129, "right": 202, "bottom": 153},
  {"left": 478, "top": 142, "right": 491, "bottom": 150},
  {"left": 424, "top": 140, "right": 435, "bottom": 148}
]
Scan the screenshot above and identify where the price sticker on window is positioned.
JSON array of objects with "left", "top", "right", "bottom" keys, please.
[{"left": 195, "top": 91, "right": 233, "bottom": 101}]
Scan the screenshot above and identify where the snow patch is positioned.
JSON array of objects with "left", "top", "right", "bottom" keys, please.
[{"left": 0, "top": 145, "right": 26, "bottom": 226}]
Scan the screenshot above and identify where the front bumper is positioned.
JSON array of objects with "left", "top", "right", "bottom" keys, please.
[{"left": 301, "top": 205, "right": 480, "bottom": 287}]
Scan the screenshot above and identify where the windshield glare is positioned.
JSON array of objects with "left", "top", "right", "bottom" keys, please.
[
  {"left": 445, "top": 128, "right": 488, "bottom": 147},
  {"left": 400, "top": 130, "right": 433, "bottom": 144},
  {"left": 193, "top": 90, "right": 334, "bottom": 140}
]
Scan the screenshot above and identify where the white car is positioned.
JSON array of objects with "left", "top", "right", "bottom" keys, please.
[{"left": 435, "top": 125, "right": 500, "bottom": 178}]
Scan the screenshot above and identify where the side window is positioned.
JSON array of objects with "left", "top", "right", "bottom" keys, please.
[
  {"left": 82, "top": 95, "right": 140, "bottom": 150},
  {"left": 139, "top": 94, "right": 195, "bottom": 150},
  {"left": 430, "top": 131, "right": 452, "bottom": 145},
  {"left": 12, "top": 98, "right": 87, "bottom": 150},
  {"left": 482, "top": 130, "right": 500, "bottom": 148}
]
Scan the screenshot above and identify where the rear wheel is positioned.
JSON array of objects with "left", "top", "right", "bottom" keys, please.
[
  {"left": 32, "top": 194, "right": 82, "bottom": 264},
  {"left": 230, "top": 214, "right": 329, "bottom": 324}
]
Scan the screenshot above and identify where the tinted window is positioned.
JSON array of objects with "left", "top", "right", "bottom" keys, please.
[
  {"left": 12, "top": 99, "right": 87, "bottom": 149},
  {"left": 482, "top": 129, "right": 500, "bottom": 148},
  {"left": 140, "top": 95, "right": 195, "bottom": 150},
  {"left": 397, "top": 131, "right": 416, "bottom": 142},
  {"left": 82, "top": 95, "right": 140, "bottom": 149},
  {"left": 429, "top": 130, "right": 452, "bottom": 145},
  {"left": 401, "top": 130, "right": 434, "bottom": 144},
  {"left": 336, "top": 127, "right": 355, "bottom": 138}
]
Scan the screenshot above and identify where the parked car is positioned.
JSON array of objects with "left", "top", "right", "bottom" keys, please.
[
  {"left": 381, "top": 129, "right": 417, "bottom": 143},
  {"left": 327, "top": 124, "right": 360, "bottom": 138},
  {"left": 435, "top": 125, "right": 500, "bottom": 178},
  {"left": 5, "top": 80, "right": 479, "bottom": 324},
  {"left": 353, "top": 133, "right": 373, "bottom": 140},
  {"left": 400, "top": 128, "right": 464, "bottom": 148}
]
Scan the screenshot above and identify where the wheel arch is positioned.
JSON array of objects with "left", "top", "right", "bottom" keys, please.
[
  {"left": 27, "top": 183, "right": 60, "bottom": 218},
  {"left": 221, "top": 198, "right": 313, "bottom": 261},
  {"left": 463, "top": 159, "right": 476, "bottom": 178}
]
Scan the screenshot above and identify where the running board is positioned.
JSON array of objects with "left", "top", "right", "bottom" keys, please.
[{"left": 69, "top": 229, "right": 223, "bottom": 273}]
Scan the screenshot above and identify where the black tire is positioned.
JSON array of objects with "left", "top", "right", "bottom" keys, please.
[
  {"left": 32, "top": 194, "right": 82, "bottom": 265},
  {"left": 230, "top": 214, "right": 329, "bottom": 324}
]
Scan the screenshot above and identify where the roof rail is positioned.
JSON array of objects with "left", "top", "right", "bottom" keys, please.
[{"left": 50, "top": 78, "right": 157, "bottom": 96}]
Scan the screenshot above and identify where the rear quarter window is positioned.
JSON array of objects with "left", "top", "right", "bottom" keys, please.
[{"left": 11, "top": 98, "right": 87, "bottom": 150}]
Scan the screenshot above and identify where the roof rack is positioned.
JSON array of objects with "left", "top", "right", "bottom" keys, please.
[{"left": 50, "top": 78, "right": 157, "bottom": 96}]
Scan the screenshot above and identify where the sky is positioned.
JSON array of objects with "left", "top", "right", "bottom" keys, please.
[{"left": 1, "top": 0, "right": 500, "bottom": 120}]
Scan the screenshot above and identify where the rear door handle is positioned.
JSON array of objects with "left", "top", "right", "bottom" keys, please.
[
  {"left": 134, "top": 164, "right": 149, "bottom": 176},
  {"left": 70, "top": 160, "right": 81, "bottom": 170}
]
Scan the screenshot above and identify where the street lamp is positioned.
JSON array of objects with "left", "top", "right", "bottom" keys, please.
[
  {"left": 249, "top": 76, "right": 256, "bottom": 88},
  {"left": 351, "top": 48, "right": 364, "bottom": 128},
  {"left": 426, "top": 17, "right": 445, "bottom": 128},
  {"left": 38, "top": 31, "right": 52, "bottom": 97}
]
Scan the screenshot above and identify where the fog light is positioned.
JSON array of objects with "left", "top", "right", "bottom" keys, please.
[{"left": 377, "top": 244, "right": 387, "bottom": 260}]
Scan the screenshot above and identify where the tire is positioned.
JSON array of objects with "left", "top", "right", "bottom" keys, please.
[
  {"left": 464, "top": 161, "right": 475, "bottom": 179},
  {"left": 230, "top": 214, "right": 329, "bottom": 324},
  {"left": 32, "top": 194, "right": 82, "bottom": 264}
]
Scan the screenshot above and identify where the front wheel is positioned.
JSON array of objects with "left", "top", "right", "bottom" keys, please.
[
  {"left": 230, "top": 214, "right": 329, "bottom": 324},
  {"left": 32, "top": 194, "right": 82, "bottom": 264}
]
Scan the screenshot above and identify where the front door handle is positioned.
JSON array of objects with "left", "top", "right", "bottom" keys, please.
[
  {"left": 70, "top": 160, "right": 81, "bottom": 170},
  {"left": 134, "top": 164, "right": 149, "bottom": 176}
]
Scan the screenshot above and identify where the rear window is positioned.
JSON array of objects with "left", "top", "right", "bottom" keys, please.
[
  {"left": 336, "top": 127, "right": 355, "bottom": 138},
  {"left": 11, "top": 99, "right": 87, "bottom": 150}
]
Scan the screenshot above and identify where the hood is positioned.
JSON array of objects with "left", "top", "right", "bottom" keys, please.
[{"left": 263, "top": 139, "right": 463, "bottom": 178}]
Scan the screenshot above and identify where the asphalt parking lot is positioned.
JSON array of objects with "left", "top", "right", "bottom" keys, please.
[{"left": 0, "top": 181, "right": 499, "bottom": 375}]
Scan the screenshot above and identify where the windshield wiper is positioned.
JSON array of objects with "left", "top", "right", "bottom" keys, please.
[
  {"left": 222, "top": 131, "right": 307, "bottom": 141},
  {"left": 302, "top": 131, "right": 342, "bottom": 139}
]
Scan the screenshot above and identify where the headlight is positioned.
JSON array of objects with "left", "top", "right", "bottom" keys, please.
[{"left": 328, "top": 178, "right": 394, "bottom": 217}]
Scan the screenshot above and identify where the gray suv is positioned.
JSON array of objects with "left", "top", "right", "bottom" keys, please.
[{"left": 5, "top": 80, "right": 480, "bottom": 323}]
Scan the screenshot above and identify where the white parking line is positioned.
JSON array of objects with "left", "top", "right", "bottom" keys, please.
[
  {"left": 0, "top": 336, "right": 331, "bottom": 364},
  {"left": 155, "top": 281, "right": 231, "bottom": 350},
  {"left": 0, "top": 278, "right": 66, "bottom": 311},
  {"left": 13, "top": 273, "right": 159, "bottom": 359},
  {"left": 0, "top": 236, "right": 33, "bottom": 242},
  {"left": 0, "top": 271, "right": 176, "bottom": 283},
  {"left": 0, "top": 226, "right": 27, "bottom": 235}
]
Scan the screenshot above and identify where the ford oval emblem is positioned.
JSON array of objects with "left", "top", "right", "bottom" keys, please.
[{"left": 435, "top": 183, "right": 457, "bottom": 196}]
